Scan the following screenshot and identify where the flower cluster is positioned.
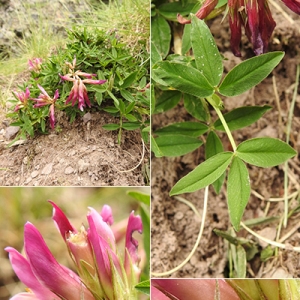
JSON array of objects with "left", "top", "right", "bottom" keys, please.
[
  {"left": 28, "top": 58, "right": 42, "bottom": 73},
  {"left": 32, "top": 85, "right": 59, "bottom": 129},
  {"left": 59, "top": 58, "right": 107, "bottom": 111},
  {"left": 12, "top": 57, "right": 107, "bottom": 130},
  {"left": 178, "top": 0, "right": 300, "bottom": 56},
  {"left": 6, "top": 202, "right": 143, "bottom": 300}
]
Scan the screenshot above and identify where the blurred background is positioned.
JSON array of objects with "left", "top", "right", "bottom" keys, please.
[{"left": 0, "top": 186, "right": 149, "bottom": 299}]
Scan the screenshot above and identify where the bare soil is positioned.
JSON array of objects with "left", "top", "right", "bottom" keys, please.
[
  {"left": 0, "top": 111, "right": 150, "bottom": 186},
  {"left": 151, "top": 6, "right": 300, "bottom": 278}
]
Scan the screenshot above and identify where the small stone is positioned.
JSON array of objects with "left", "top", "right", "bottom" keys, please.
[
  {"left": 78, "top": 159, "right": 90, "bottom": 174},
  {"left": 31, "top": 170, "right": 39, "bottom": 178},
  {"left": 0, "top": 128, "right": 4, "bottom": 135},
  {"left": 83, "top": 112, "right": 92, "bottom": 123},
  {"left": 174, "top": 211, "right": 184, "bottom": 220},
  {"left": 23, "top": 156, "right": 29, "bottom": 165},
  {"left": 65, "top": 166, "right": 74, "bottom": 175},
  {"left": 5, "top": 126, "right": 20, "bottom": 140},
  {"left": 41, "top": 163, "right": 53, "bottom": 175},
  {"left": 25, "top": 177, "right": 32, "bottom": 185},
  {"left": 15, "top": 177, "right": 20, "bottom": 182}
]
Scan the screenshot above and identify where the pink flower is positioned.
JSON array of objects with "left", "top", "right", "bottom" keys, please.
[
  {"left": 59, "top": 57, "right": 106, "bottom": 111},
  {"left": 13, "top": 87, "right": 30, "bottom": 111},
  {"left": 28, "top": 58, "right": 42, "bottom": 72},
  {"left": 6, "top": 201, "right": 143, "bottom": 300},
  {"left": 32, "top": 85, "right": 59, "bottom": 129}
]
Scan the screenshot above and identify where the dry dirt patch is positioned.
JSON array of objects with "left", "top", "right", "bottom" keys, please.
[{"left": 0, "top": 111, "right": 149, "bottom": 186}]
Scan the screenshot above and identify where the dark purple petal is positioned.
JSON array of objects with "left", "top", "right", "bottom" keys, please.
[{"left": 281, "top": 0, "right": 300, "bottom": 13}]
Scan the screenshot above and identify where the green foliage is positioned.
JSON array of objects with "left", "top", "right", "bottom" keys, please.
[
  {"left": 152, "top": 17, "right": 297, "bottom": 234},
  {"left": 8, "top": 27, "right": 150, "bottom": 144}
]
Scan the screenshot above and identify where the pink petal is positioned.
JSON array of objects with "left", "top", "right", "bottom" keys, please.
[
  {"left": 151, "top": 285, "right": 171, "bottom": 300},
  {"left": 152, "top": 279, "right": 240, "bottom": 300},
  {"left": 37, "top": 85, "right": 49, "bottom": 98},
  {"left": 10, "top": 293, "right": 39, "bottom": 300},
  {"left": 87, "top": 216, "right": 122, "bottom": 299},
  {"left": 82, "top": 79, "right": 107, "bottom": 85},
  {"left": 100, "top": 204, "right": 114, "bottom": 225},
  {"left": 49, "top": 201, "right": 77, "bottom": 240},
  {"left": 5, "top": 247, "right": 60, "bottom": 300},
  {"left": 59, "top": 74, "right": 75, "bottom": 82},
  {"left": 54, "top": 89, "right": 59, "bottom": 100},
  {"left": 49, "top": 104, "right": 55, "bottom": 130},
  {"left": 125, "top": 211, "right": 143, "bottom": 268},
  {"left": 24, "top": 222, "right": 94, "bottom": 300},
  {"left": 88, "top": 207, "right": 116, "bottom": 250}
]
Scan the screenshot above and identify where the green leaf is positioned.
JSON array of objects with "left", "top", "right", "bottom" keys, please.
[
  {"left": 120, "top": 71, "right": 138, "bottom": 88},
  {"left": 181, "top": 24, "right": 191, "bottom": 55},
  {"left": 236, "top": 138, "right": 297, "bottom": 167},
  {"left": 219, "top": 52, "right": 284, "bottom": 96},
  {"left": 135, "top": 280, "right": 150, "bottom": 295},
  {"left": 124, "top": 114, "right": 137, "bottom": 122},
  {"left": 155, "top": 122, "right": 209, "bottom": 137},
  {"left": 170, "top": 152, "right": 233, "bottom": 195},
  {"left": 234, "top": 245, "right": 247, "bottom": 278},
  {"left": 157, "top": 2, "right": 195, "bottom": 21},
  {"left": 122, "top": 123, "right": 140, "bottom": 130},
  {"left": 214, "top": 105, "right": 272, "bottom": 131},
  {"left": 23, "top": 114, "right": 34, "bottom": 137},
  {"left": 191, "top": 16, "right": 223, "bottom": 86},
  {"left": 151, "top": 14, "right": 171, "bottom": 59},
  {"left": 227, "top": 156, "right": 250, "bottom": 231},
  {"left": 152, "top": 61, "right": 214, "bottom": 97},
  {"left": 154, "top": 90, "right": 181, "bottom": 113},
  {"left": 127, "top": 191, "right": 150, "bottom": 205},
  {"left": 184, "top": 94, "right": 210, "bottom": 122},
  {"left": 154, "top": 134, "right": 203, "bottom": 157},
  {"left": 151, "top": 41, "right": 162, "bottom": 66},
  {"left": 205, "top": 131, "right": 225, "bottom": 194},
  {"left": 139, "top": 204, "right": 150, "bottom": 276},
  {"left": 102, "top": 124, "right": 120, "bottom": 130},
  {"left": 120, "top": 89, "right": 135, "bottom": 103},
  {"left": 151, "top": 135, "right": 164, "bottom": 157}
]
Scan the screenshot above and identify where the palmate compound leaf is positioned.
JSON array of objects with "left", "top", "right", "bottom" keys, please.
[
  {"left": 170, "top": 152, "right": 233, "bottom": 195},
  {"left": 152, "top": 61, "right": 214, "bottom": 98},
  {"left": 236, "top": 138, "right": 297, "bottom": 167},
  {"left": 219, "top": 52, "right": 284, "bottom": 97},
  {"left": 227, "top": 156, "right": 251, "bottom": 231}
]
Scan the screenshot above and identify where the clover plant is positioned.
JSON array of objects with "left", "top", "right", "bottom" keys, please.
[
  {"left": 151, "top": 16, "right": 297, "bottom": 232},
  {"left": 8, "top": 27, "right": 150, "bottom": 144}
]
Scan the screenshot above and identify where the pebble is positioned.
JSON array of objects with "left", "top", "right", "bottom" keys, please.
[
  {"left": 5, "top": 126, "right": 20, "bottom": 140},
  {"left": 41, "top": 163, "right": 53, "bottom": 175},
  {"left": 65, "top": 166, "right": 74, "bottom": 175},
  {"left": 31, "top": 171, "right": 39, "bottom": 178},
  {"left": 83, "top": 112, "right": 92, "bottom": 123},
  {"left": 78, "top": 159, "right": 90, "bottom": 174},
  {"left": 174, "top": 211, "right": 184, "bottom": 220}
]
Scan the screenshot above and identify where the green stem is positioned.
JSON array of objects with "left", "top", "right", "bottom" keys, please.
[
  {"left": 207, "top": 96, "right": 237, "bottom": 152},
  {"left": 283, "top": 64, "right": 300, "bottom": 228}
]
